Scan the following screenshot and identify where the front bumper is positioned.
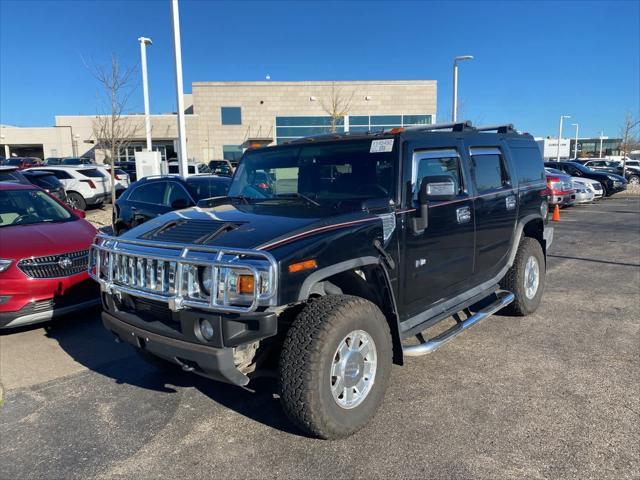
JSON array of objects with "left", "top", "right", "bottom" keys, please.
[
  {"left": 103, "top": 310, "right": 264, "bottom": 386},
  {"left": 574, "top": 190, "right": 595, "bottom": 203},
  {"left": 101, "top": 292, "right": 278, "bottom": 386},
  {"left": 0, "top": 297, "right": 100, "bottom": 329}
]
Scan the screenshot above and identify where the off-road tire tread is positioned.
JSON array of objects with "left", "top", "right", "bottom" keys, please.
[
  {"left": 500, "top": 237, "right": 545, "bottom": 316},
  {"left": 279, "top": 295, "right": 391, "bottom": 439}
]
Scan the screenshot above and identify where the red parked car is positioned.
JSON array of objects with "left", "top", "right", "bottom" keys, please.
[
  {"left": 0, "top": 183, "right": 99, "bottom": 329},
  {"left": 3, "top": 157, "right": 43, "bottom": 170}
]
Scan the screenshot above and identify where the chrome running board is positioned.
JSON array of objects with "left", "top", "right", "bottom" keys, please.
[{"left": 403, "top": 290, "right": 514, "bottom": 357}]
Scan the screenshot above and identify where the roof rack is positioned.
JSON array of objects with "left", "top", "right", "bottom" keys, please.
[
  {"left": 475, "top": 124, "right": 515, "bottom": 134},
  {"left": 398, "top": 120, "right": 474, "bottom": 133}
]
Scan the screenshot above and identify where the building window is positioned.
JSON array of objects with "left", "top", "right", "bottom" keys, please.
[
  {"left": 347, "top": 114, "right": 432, "bottom": 132},
  {"left": 223, "top": 145, "right": 243, "bottom": 165},
  {"left": 275, "top": 116, "right": 344, "bottom": 144},
  {"left": 221, "top": 107, "right": 242, "bottom": 125}
]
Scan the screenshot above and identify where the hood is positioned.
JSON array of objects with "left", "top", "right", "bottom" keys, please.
[
  {"left": 0, "top": 218, "right": 97, "bottom": 260},
  {"left": 122, "top": 202, "right": 383, "bottom": 251}
]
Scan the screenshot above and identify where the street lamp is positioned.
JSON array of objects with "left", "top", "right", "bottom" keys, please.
[
  {"left": 556, "top": 115, "right": 571, "bottom": 161},
  {"left": 571, "top": 123, "right": 579, "bottom": 159},
  {"left": 599, "top": 130, "right": 604, "bottom": 158},
  {"left": 452, "top": 55, "right": 474, "bottom": 122},
  {"left": 171, "top": 0, "right": 189, "bottom": 176},
  {"left": 138, "top": 36, "right": 153, "bottom": 152}
]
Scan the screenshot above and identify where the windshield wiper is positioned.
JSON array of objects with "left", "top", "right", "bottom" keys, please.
[{"left": 274, "top": 193, "right": 321, "bottom": 207}]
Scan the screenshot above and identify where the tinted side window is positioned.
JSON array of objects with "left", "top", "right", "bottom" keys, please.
[
  {"left": 165, "top": 182, "right": 192, "bottom": 206},
  {"left": 78, "top": 168, "right": 105, "bottom": 178},
  {"left": 128, "top": 182, "right": 166, "bottom": 204},
  {"left": 470, "top": 151, "right": 510, "bottom": 192},
  {"left": 414, "top": 154, "right": 463, "bottom": 199},
  {"left": 45, "top": 169, "right": 72, "bottom": 180},
  {"left": 512, "top": 147, "right": 545, "bottom": 184}
]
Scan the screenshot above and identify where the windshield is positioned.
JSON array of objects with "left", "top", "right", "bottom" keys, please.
[
  {"left": 186, "top": 176, "right": 231, "bottom": 200},
  {"left": 567, "top": 162, "right": 595, "bottom": 174},
  {"left": 228, "top": 138, "right": 397, "bottom": 208},
  {"left": 5, "top": 159, "right": 22, "bottom": 166},
  {"left": 0, "top": 189, "right": 73, "bottom": 227}
]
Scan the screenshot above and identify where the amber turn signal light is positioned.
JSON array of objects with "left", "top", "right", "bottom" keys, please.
[
  {"left": 288, "top": 259, "right": 318, "bottom": 273},
  {"left": 237, "top": 274, "right": 255, "bottom": 294}
]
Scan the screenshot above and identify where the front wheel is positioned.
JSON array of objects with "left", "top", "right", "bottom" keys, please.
[
  {"left": 279, "top": 295, "right": 392, "bottom": 439},
  {"left": 627, "top": 175, "right": 639, "bottom": 185},
  {"left": 499, "top": 237, "right": 546, "bottom": 316}
]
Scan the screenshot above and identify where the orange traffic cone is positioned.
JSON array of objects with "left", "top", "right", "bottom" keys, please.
[{"left": 551, "top": 204, "right": 560, "bottom": 222}]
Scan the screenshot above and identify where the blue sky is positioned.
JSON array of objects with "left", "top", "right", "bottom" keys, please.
[{"left": 1, "top": 0, "right": 638, "bottom": 138}]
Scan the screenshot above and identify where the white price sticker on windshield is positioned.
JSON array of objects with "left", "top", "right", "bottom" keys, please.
[{"left": 370, "top": 139, "right": 394, "bottom": 153}]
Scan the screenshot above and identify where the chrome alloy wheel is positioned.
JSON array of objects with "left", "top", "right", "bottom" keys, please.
[
  {"left": 524, "top": 256, "right": 540, "bottom": 300},
  {"left": 330, "top": 330, "right": 377, "bottom": 409}
]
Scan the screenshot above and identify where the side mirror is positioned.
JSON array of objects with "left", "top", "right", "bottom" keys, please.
[
  {"left": 73, "top": 208, "right": 86, "bottom": 219},
  {"left": 171, "top": 198, "right": 191, "bottom": 210},
  {"left": 412, "top": 175, "right": 458, "bottom": 234}
]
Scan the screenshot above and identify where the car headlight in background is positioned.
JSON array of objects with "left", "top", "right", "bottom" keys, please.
[
  {"left": 0, "top": 259, "right": 12, "bottom": 273},
  {"left": 607, "top": 175, "right": 619, "bottom": 181}
]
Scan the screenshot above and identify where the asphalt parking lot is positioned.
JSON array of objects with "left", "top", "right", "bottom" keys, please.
[{"left": 1, "top": 197, "right": 639, "bottom": 480}]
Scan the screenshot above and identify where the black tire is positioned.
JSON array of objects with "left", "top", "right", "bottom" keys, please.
[
  {"left": 279, "top": 295, "right": 392, "bottom": 439},
  {"left": 500, "top": 237, "right": 546, "bottom": 316},
  {"left": 627, "top": 175, "right": 639, "bottom": 185},
  {"left": 67, "top": 192, "right": 87, "bottom": 211},
  {"left": 135, "top": 349, "right": 181, "bottom": 373}
]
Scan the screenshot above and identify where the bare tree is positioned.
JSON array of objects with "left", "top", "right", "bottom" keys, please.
[
  {"left": 619, "top": 112, "right": 640, "bottom": 178},
  {"left": 86, "top": 54, "right": 140, "bottom": 210},
  {"left": 321, "top": 82, "right": 355, "bottom": 132}
]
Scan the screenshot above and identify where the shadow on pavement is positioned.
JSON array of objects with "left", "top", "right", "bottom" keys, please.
[{"left": 41, "top": 309, "right": 304, "bottom": 436}]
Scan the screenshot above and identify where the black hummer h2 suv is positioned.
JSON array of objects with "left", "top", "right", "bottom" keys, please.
[{"left": 90, "top": 121, "right": 552, "bottom": 439}]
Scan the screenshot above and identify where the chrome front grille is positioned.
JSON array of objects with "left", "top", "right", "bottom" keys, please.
[
  {"left": 89, "top": 234, "right": 278, "bottom": 313},
  {"left": 18, "top": 250, "right": 90, "bottom": 278}
]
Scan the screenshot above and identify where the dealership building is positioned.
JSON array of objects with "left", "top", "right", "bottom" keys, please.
[{"left": 1, "top": 80, "right": 437, "bottom": 165}]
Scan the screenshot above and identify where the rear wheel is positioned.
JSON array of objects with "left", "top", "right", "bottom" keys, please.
[
  {"left": 279, "top": 295, "right": 392, "bottom": 439},
  {"left": 627, "top": 175, "right": 639, "bottom": 185},
  {"left": 500, "top": 237, "right": 546, "bottom": 316},
  {"left": 67, "top": 192, "right": 86, "bottom": 211}
]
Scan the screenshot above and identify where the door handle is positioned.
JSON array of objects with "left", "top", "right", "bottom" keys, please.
[{"left": 456, "top": 206, "right": 471, "bottom": 223}]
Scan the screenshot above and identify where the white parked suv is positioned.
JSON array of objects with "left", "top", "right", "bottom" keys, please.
[
  {"left": 25, "top": 166, "right": 110, "bottom": 210},
  {"left": 168, "top": 161, "right": 211, "bottom": 175},
  {"left": 96, "top": 165, "right": 131, "bottom": 193}
]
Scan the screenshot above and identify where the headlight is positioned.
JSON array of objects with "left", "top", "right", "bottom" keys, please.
[
  {"left": 607, "top": 175, "right": 618, "bottom": 181},
  {"left": 0, "top": 259, "right": 12, "bottom": 273},
  {"left": 200, "top": 265, "right": 214, "bottom": 295}
]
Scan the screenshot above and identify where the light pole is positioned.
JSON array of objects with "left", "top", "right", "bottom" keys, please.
[
  {"left": 599, "top": 130, "right": 604, "bottom": 158},
  {"left": 452, "top": 55, "right": 473, "bottom": 122},
  {"left": 556, "top": 115, "right": 571, "bottom": 161},
  {"left": 571, "top": 123, "right": 579, "bottom": 159},
  {"left": 138, "top": 36, "right": 153, "bottom": 152},
  {"left": 171, "top": 0, "right": 188, "bottom": 176}
]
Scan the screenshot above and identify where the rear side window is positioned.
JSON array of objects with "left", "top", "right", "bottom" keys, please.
[
  {"left": 78, "top": 168, "right": 104, "bottom": 178},
  {"left": 511, "top": 147, "right": 545, "bottom": 184},
  {"left": 42, "top": 169, "right": 73, "bottom": 180},
  {"left": 128, "top": 182, "right": 166, "bottom": 204},
  {"left": 469, "top": 148, "right": 510, "bottom": 192}
]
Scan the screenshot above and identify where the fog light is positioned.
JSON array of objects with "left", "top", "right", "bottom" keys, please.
[
  {"left": 0, "top": 296, "right": 11, "bottom": 305},
  {"left": 200, "top": 319, "right": 214, "bottom": 340}
]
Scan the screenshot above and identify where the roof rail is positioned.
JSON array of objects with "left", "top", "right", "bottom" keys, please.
[
  {"left": 398, "top": 120, "right": 474, "bottom": 133},
  {"left": 141, "top": 174, "right": 183, "bottom": 181},
  {"left": 475, "top": 124, "right": 515, "bottom": 134}
]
